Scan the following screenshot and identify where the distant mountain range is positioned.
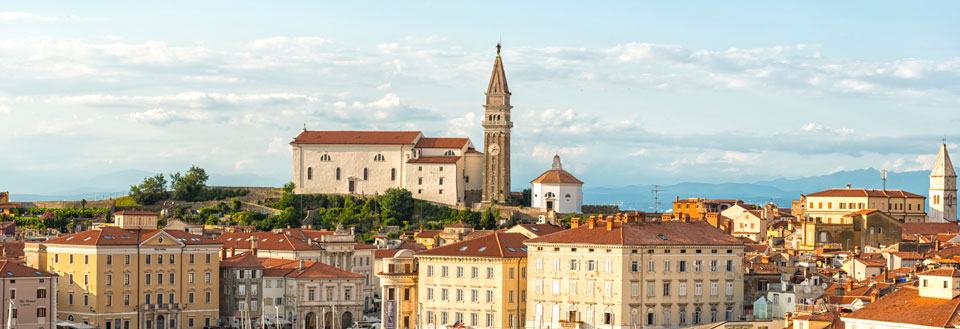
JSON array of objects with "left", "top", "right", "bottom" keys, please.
[
  {"left": 584, "top": 168, "right": 939, "bottom": 212},
  {"left": 5, "top": 168, "right": 944, "bottom": 208}
]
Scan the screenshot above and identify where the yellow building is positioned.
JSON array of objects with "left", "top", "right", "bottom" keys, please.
[
  {"left": 524, "top": 215, "right": 745, "bottom": 328},
  {"left": 24, "top": 211, "right": 222, "bottom": 329},
  {"left": 802, "top": 188, "right": 926, "bottom": 223}
]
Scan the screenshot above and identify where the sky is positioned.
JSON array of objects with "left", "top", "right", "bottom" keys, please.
[{"left": 2, "top": 1, "right": 960, "bottom": 195}]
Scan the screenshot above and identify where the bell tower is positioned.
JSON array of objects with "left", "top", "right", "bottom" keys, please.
[
  {"left": 482, "top": 43, "right": 513, "bottom": 202},
  {"left": 930, "top": 142, "right": 957, "bottom": 222}
]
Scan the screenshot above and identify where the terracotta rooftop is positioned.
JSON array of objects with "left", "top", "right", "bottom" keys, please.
[
  {"left": 114, "top": 210, "right": 160, "bottom": 216},
  {"left": 276, "top": 228, "right": 336, "bottom": 241},
  {"left": 903, "top": 223, "right": 960, "bottom": 236},
  {"left": 845, "top": 209, "right": 879, "bottom": 216},
  {"left": 845, "top": 286, "right": 960, "bottom": 327},
  {"left": 806, "top": 188, "right": 924, "bottom": 198},
  {"left": 221, "top": 251, "right": 264, "bottom": 269},
  {"left": 513, "top": 224, "right": 565, "bottom": 236},
  {"left": 416, "top": 231, "right": 528, "bottom": 258},
  {"left": 0, "top": 260, "right": 55, "bottom": 278},
  {"left": 920, "top": 268, "right": 960, "bottom": 278},
  {"left": 354, "top": 243, "right": 375, "bottom": 250},
  {"left": 530, "top": 169, "right": 583, "bottom": 184},
  {"left": 464, "top": 149, "right": 483, "bottom": 155},
  {"left": 415, "top": 137, "right": 468, "bottom": 149},
  {"left": 1, "top": 242, "right": 24, "bottom": 259},
  {"left": 44, "top": 227, "right": 219, "bottom": 246},
  {"left": 375, "top": 249, "right": 402, "bottom": 259},
  {"left": 217, "top": 231, "right": 318, "bottom": 251},
  {"left": 407, "top": 156, "right": 461, "bottom": 164},
  {"left": 291, "top": 131, "right": 422, "bottom": 145},
  {"left": 416, "top": 230, "right": 441, "bottom": 239},
  {"left": 258, "top": 258, "right": 363, "bottom": 279},
  {"left": 525, "top": 220, "right": 744, "bottom": 246},
  {"left": 447, "top": 222, "right": 473, "bottom": 228}
]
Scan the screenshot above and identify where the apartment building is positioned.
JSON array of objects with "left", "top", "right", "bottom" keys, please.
[
  {"left": 524, "top": 215, "right": 745, "bottom": 329},
  {"left": 219, "top": 251, "right": 264, "bottom": 327},
  {"left": 24, "top": 211, "right": 221, "bottom": 329},
  {"left": 0, "top": 260, "right": 58, "bottom": 329},
  {"left": 259, "top": 258, "right": 364, "bottom": 329},
  {"left": 802, "top": 188, "right": 926, "bottom": 223}
]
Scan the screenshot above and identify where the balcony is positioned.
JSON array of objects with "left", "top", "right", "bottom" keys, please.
[{"left": 559, "top": 320, "right": 582, "bottom": 329}]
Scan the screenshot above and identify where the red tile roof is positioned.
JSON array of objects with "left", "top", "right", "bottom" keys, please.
[
  {"left": 845, "top": 209, "right": 879, "bottom": 216},
  {"left": 407, "top": 156, "right": 461, "bottom": 164},
  {"left": 277, "top": 228, "right": 335, "bottom": 241},
  {"left": 1, "top": 242, "right": 24, "bottom": 259},
  {"left": 291, "top": 131, "right": 422, "bottom": 145},
  {"left": 806, "top": 188, "right": 924, "bottom": 198},
  {"left": 526, "top": 221, "right": 744, "bottom": 246},
  {"left": 415, "top": 137, "right": 468, "bottom": 148},
  {"left": 258, "top": 258, "right": 363, "bottom": 278},
  {"left": 44, "top": 227, "right": 219, "bottom": 246},
  {"left": 114, "top": 210, "right": 159, "bottom": 216},
  {"left": 416, "top": 230, "right": 440, "bottom": 239},
  {"left": 464, "top": 149, "right": 483, "bottom": 155},
  {"left": 903, "top": 223, "right": 960, "bottom": 236},
  {"left": 845, "top": 286, "right": 960, "bottom": 327},
  {"left": 417, "top": 232, "right": 528, "bottom": 258},
  {"left": 0, "top": 204, "right": 21, "bottom": 209},
  {"left": 354, "top": 243, "right": 375, "bottom": 250},
  {"left": 530, "top": 169, "right": 583, "bottom": 184},
  {"left": 920, "top": 268, "right": 960, "bottom": 278},
  {"left": 514, "top": 224, "right": 565, "bottom": 236},
  {"left": 0, "top": 260, "right": 55, "bottom": 278},
  {"left": 217, "top": 232, "right": 319, "bottom": 251},
  {"left": 221, "top": 251, "right": 264, "bottom": 268}
]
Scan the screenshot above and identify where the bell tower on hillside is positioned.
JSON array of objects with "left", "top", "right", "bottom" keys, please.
[{"left": 482, "top": 43, "right": 513, "bottom": 202}]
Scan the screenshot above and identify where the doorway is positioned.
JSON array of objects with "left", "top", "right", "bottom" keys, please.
[{"left": 349, "top": 180, "right": 356, "bottom": 193}]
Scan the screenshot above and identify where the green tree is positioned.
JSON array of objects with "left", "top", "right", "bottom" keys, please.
[
  {"left": 379, "top": 188, "right": 413, "bottom": 222},
  {"left": 283, "top": 181, "right": 296, "bottom": 194},
  {"left": 170, "top": 166, "right": 209, "bottom": 201},
  {"left": 129, "top": 173, "right": 168, "bottom": 205},
  {"left": 521, "top": 189, "right": 532, "bottom": 207},
  {"left": 231, "top": 197, "right": 242, "bottom": 213},
  {"left": 80, "top": 198, "right": 88, "bottom": 210},
  {"left": 479, "top": 207, "right": 497, "bottom": 229}
]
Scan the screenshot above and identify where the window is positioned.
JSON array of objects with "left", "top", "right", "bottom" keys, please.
[
  {"left": 363, "top": 168, "right": 368, "bottom": 180},
  {"left": 54, "top": 254, "right": 59, "bottom": 263},
  {"left": 587, "top": 281, "right": 595, "bottom": 297},
  {"left": 679, "top": 260, "right": 687, "bottom": 272},
  {"left": 535, "top": 279, "right": 543, "bottom": 294},
  {"left": 679, "top": 282, "right": 687, "bottom": 296},
  {"left": 189, "top": 292, "right": 195, "bottom": 303},
  {"left": 569, "top": 281, "right": 578, "bottom": 296},
  {"left": 710, "top": 281, "right": 718, "bottom": 296},
  {"left": 631, "top": 282, "right": 639, "bottom": 297},
  {"left": 307, "top": 167, "right": 313, "bottom": 179},
  {"left": 726, "top": 281, "right": 734, "bottom": 296},
  {"left": 320, "top": 154, "right": 331, "bottom": 161},
  {"left": 205, "top": 271, "right": 211, "bottom": 283},
  {"left": 695, "top": 282, "right": 703, "bottom": 296},
  {"left": 145, "top": 273, "right": 151, "bottom": 285},
  {"left": 588, "top": 260, "right": 597, "bottom": 271},
  {"left": 605, "top": 259, "right": 613, "bottom": 272},
  {"left": 206, "top": 254, "right": 211, "bottom": 264},
  {"left": 694, "top": 260, "right": 702, "bottom": 272},
  {"left": 37, "top": 288, "right": 46, "bottom": 298},
  {"left": 536, "top": 258, "right": 543, "bottom": 270},
  {"left": 188, "top": 272, "right": 195, "bottom": 283},
  {"left": 145, "top": 255, "right": 151, "bottom": 265},
  {"left": 441, "top": 288, "right": 449, "bottom": 301},
  {"left": 554, "top": 258, "right": 561, "bottom": 270},
  {"left": 487, "top": 289, "right": 494, "bottom": 303},
  {"left": 570, "top": 259, "right": 579, "bottom": 270},
  {"left": 418, "top": 177, "right": 423, "bottom": 185},
  {"left": 552, "top": 280, "right": 560, "bottom": 295},
  {"left": 69, "top": 254, "right": 74, "bottom": 264},
  {"left": 442, "top": 266, "right": 449, "bottom": 277},
  {"left": 456, "top": 266, "right": 464, "bottom": 278},
  {"left": 336, "top": 168, "right": 341, "bottom": 180},
  {"left": 646, "top": 282, "right": 654, "bottom": 297},
  {"left": 604, "top": 281, "right": 612, "bottom": 297},
  {"left": 710, "top": 260, "right": 718, "bottom": 272},
  {"left": 391, "top": 168, "right": 396, "bottom": 181},
  {"left": 37, "top": 307, "right": 46, "bottom": 318},
  {"left": 374, "top": 154, "right": 385, "bottom": 161},
  {"left": 664, "top": 260, "right": 671, "bottom": 272},
  {"left": 726, "top": 259, "right": 735, "bottom": 271},
  {"left": 170, "top": 254, "right": 175, "bottom": 264},
  {"left": 439, "top": 178, "right": 444, "bottom": 185},
  {"left": 107, "top": 255, "right": 113, "bottom": 265},
  {"left": 124, "top": 293, "right": 130, "bottom": 306},
  {"left": 205, "top": 291, "right": 212, "bottom": 303},
  {"left": 648, "top": 260, "right": 655, "bottom": 272},
  {"left": 664, "top": 282, "right": 671, "bottom": 297}
]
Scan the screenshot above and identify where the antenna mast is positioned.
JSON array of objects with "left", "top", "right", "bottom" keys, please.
[
  {"left": 651, "top": 185, "right": 664, "bottom": 213},
  {"left": 881, "top": 169, "right": 887, "bottom": 191}
]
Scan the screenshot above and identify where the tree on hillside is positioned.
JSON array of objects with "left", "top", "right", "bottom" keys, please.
[
  {"left": 129, "top": 173, "right": 168, "bottom": 205},
  {"left": 479, "top": 207, "right": 497, "bottom": 230},
  {"left": 170, "top": 166, "right": 209, "bottom": 201},
  {"left": 283, "top": 181, "right": 296, "bottom": 194},
  {"left": 379, "top": 188, "right": 413, "bottom": 222}
]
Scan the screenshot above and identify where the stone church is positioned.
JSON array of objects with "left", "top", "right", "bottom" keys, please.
[{"left": 290, "top": 45, "right": 514, "bottom": 207}]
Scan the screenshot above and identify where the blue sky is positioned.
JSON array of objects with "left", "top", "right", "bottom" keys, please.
[{"left": 2, "top": 1, "right": 960, "bottom": 194}]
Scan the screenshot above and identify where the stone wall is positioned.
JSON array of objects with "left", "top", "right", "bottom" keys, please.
[
  {"left": 20, "top": 200, "right": 116, "bottom": 210},
  {"left": 581, "top": 204, "right": 621, "bottom": 214}
]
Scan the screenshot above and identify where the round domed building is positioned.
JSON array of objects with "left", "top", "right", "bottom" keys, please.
[{"left": 531, "top": 155, "right": 584, "bottom": 213}]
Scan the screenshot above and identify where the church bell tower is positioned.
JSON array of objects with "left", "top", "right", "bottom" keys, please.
[
  {"left": 930, "top": 142, "right": 957, "bottom": 222},
  {"left": 482, "top": 43, "right": 513, "bottom": 202}
]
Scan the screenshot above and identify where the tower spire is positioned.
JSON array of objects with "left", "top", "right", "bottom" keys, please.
[{"left": 930, "top": 142, "right": 957, "bottom": 222}]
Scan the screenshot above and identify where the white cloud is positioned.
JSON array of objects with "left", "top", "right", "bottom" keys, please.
[
  {"left": 128, "top": 108, "right": 213, "bottom": 125},
  {"left": 266, "top": 136, "right": 288, "bottom": 153},
  {"left": 183, "top": 75, "right": 240, "bottom": 83},
  {"left": 0, "top": 105, "right": 10, "bottom": 114},
  {"left": 530, "top": 143, "right": 586, "bottom": 159},
  {"left": 800, "top": 122, "right": 855, "bottom": 137},
  {"left": 0, "top": 11, "right": 58, "bottom": 22}
]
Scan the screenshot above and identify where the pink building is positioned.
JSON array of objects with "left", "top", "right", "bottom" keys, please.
[{"left": 0, "top": 260, "right": 58, "bottom": 329}]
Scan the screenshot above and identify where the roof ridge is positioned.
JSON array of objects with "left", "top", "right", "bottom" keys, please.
[{"left": 494, "top": 232, "right": 505, "bottom": 257}]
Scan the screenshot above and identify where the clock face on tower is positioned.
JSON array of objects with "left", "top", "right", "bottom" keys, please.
[{"left": 488, "top": 144, "right": 501, "bottom": 156}]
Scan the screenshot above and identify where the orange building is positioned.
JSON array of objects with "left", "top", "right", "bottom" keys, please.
[{"left": 672, "top": 197, "right": 743, "bottom": 220}]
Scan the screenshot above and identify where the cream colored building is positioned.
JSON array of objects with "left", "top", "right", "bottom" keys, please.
[
  {"left": 24, "top": 211, "right": 221, "bottom": 329},
  {"left": 289, "top": 131, "right": 484, "bottom": 206},
  {"left": 844, "top": 268, "right": 960, "bottom": 329},
  {"left": 802, "top": 188, "right": 926, "bottom": 223},
  {"left": 524, "top": 215, "right": 745, "bottom": 329}
]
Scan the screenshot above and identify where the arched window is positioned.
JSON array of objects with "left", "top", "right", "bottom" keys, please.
[
  {"left": 663, "top": 309, "right": 671, "bottom": 326},
  {"left": 545, "top": 192, "right": 556, "bottom": 198},
  {"left": 820, "top": 232, "right": 828, "bottom": 243},
  {"left": 307, "top": 167, "right": 313, "bottom": 180},
  {"left": 710, "top": 308, "right": 718, "bottom": 323},
  {"left": 646, "top": 308, "right": 655, "bottom": 325},
  {"left": 630, "top": 308, "right": 638, "bottom": 325},
  {"left": 694, "top": 308, "right": 702, "bottom": 324},
  {"left": 585, "top": 306, "right": 594, "bottom": 325},
  {"left": 568, "top": 305, "right": 578, "bottom": 321},
  {"left": 565, "top": 194, "right": 572, "bottom": 198},
  {"left": 374, "top": 154, "right": 385, "bottom": 161},
  {"left": 320, "top": 154, "right": 331, "bottom": 161},
  {"left": 444, "top": 150, "right": 455, "bottom": 156}
]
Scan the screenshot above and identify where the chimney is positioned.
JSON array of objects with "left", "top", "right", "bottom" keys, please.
[
  {"left": 845, "top": 279, "right": 853, "bottom": 291},
  {"left": 419, "top": 225, "right": 424, "bottom": 232},
  {"left": 251, "top": 236, "right": 259, "bottom": 256},
  {"left": 606, "top": 219, "right": 613, "bottom": 231},
  {"left": 598, "top": 214, "right": 605, "bottom": 222},
  {"left": 230, "top": 247, "right": 236, "bottom": 257},
  {"left": 846, "top": 184, "right": 851, "bottom": 189},
  {"left": 588, "top": 216, "right": 597, "bottom": 229},
  {"left": 221, "top": 247, "right": 227, "bottom": 260},
  {"left": 571, "top": 218, "right": 581, "bottom": 229},
  {"left": 299, "top": 260, "right": 305, "bottom": 271},
  {"left": 936, "top": 239, "right": 942, "bottom": 251},
  {"left": 870, "top": 289, "right": 879, "bottom": 303}
]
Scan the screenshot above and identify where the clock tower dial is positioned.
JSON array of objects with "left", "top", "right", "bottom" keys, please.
[{"left": 481, "top": 43, "right": 513, "bottom": 202}]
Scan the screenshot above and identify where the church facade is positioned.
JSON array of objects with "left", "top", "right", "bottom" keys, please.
[{"left": 290, "top": 46, "right": 513, "bottom": 207}]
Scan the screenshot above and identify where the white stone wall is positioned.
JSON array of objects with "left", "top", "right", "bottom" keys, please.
[
  {"left": 464, "top": 154, "right": 484, "bottom": 191},
  {"left": 405, "top": 161, "right": 461, "bottom": 206},
  {"left": 531, "top": 183, "right": 582, "bottom": 213},
  {"left": 293, "top": 144, "right": 413, "bottom": 195}
]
